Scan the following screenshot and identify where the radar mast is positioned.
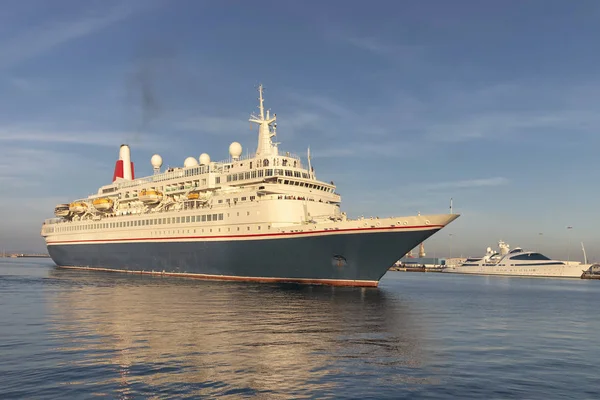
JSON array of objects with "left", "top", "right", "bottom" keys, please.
[{"left": 249, "top": 84, "right": 278, "bottom": 157}]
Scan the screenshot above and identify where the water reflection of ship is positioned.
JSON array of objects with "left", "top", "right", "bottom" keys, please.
[{"left": 47, "top": 269, "right": 429, "bottom": 396}]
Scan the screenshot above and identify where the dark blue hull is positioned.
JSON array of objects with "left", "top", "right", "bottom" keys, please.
[{"left": 48, "top": 228, "right": 440, "bottom": 286}]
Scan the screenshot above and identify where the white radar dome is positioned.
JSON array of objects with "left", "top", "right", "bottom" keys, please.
[
  {"left": 151, "top": 154, "right": 163, "bottom": 168},
  {"left": 199, "top": 153, "right": 211, "bottom": 165},
  {"left": 229, "top": 142, "right": 242, "bottom": 159},
  {"left": 184, "top": 156, "right": 199, "bottom": 168}
]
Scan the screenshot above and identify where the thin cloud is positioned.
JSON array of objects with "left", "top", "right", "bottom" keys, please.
[
  {"left": 285, "top": 93, "right": 353, "bottom": 118},
  {"left": 0, "top": 2, "right": 155, "bottom": 69},
  {"left": 0, "top": 126, "right": 166, "bottom": 148},
  {"left": 174, "top": 115, "right": 249, "bottom": 136},
  {"left": 419, "top": 177, "right": 510, "bottom": 191},
  {"left": 328, "top": 31, "right": 426, "bottom": 62},
  {"left": 311, "top": 141, "right": 411, "bottom": 159}
]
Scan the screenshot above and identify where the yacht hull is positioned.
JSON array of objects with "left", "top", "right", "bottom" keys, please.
[
  {"left": 47, "top": 227, "right": 442, "bottom": 287},
  {"left": 444, "top": 263, "right": 587, "bottom": 278}
]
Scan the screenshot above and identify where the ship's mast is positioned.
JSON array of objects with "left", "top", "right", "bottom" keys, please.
[{"left": 249, "top": 84, "right": 278, "bottom": 157}]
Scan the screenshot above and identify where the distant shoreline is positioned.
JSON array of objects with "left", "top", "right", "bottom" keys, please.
[{"left": 0, "top": 254, "right": 51, "bottom": 258}]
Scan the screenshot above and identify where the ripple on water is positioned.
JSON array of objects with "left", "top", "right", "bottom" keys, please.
[{"left": 0, "top": 261, "right": 600, "bottom": 398}]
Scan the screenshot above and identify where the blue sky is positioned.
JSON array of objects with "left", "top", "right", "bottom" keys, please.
[{"left": 1, "top": 0, "right": 599, "bottom": 260}]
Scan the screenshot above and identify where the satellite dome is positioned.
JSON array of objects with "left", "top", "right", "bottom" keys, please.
[
  {"left": 229, "top": 142, "right": 242, "bottom": 159},
  {"left": 184, "top": 156, "right": 199, "bottom": 168},
  {"left": 151, "top": 154, "right": 163, "bottom": 169},
  {"left": 199, "top": 153, "right": 211, "bottom": 165}
]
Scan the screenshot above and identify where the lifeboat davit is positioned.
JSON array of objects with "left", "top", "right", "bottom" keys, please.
[
  {"left": 69, "top": 201, "right": 88, "bottom": 214},
  {"left": 92, "top": 197, "right": 113, "bottom": 211},
  {"left": 139, "top": 189, "right": 163, "bottom": 204},
  {"left": 54, "top": 203, "right": 70, "bottom": 218}
]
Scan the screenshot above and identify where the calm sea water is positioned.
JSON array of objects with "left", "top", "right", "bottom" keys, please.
[{"left": 1, "top": 258, "right": 599, "bottom": 399}]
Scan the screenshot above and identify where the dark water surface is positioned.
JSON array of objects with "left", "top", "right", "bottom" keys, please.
[{"left": 1, "top": 258, "right": 599, "bottom": 399}]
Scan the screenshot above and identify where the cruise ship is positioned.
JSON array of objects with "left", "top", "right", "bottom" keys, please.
[
  {"left": 41, "top": 85, "right": 459, "bottom": 287},
  {"left": 444, "top": 241, "right": 590, "bottom": 278}
]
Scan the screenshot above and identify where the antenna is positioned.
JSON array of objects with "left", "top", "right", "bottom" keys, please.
[
  {"left": 307, "top": 146, "right": 312, "bottom": 178},
  {"left": 258, "top": 83, "right": 265, "bottom": 120},
  {"left": 581, "top": 242, "right": 588, "bottom": 264}
]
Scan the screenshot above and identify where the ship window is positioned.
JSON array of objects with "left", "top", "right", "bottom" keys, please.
[
  {"left": 245, "top": 172, "right": 250, "bottom": 179},
  {"left": 186, "top": 216, "right": 191, "bottom": 223},
  {"left": 247, "top": 211, "right": 250, "bottom": 216},
  {"left": 237, "top": 227, "right": 240, "bottom": 231},
  {"left": 213, "top": 214, "right": 217, "bottom": 220},
  {"left": 263, "top": 159, "right": 269, "bottom": 167},
  {"left": 275, "top": 169, "right": 284, "bottom": 175},
  {"left": 207, "top": 215, "right": 212, "bottom": 221},
  {"left": 294, "top": 171, "right": 301, "bottom": 177},
  {"left": 191, "top": 216, "right": 196, "bottom": 222},
  {"left": 510, "top": 253, "right": 551, "bottom": 261},
  {"left": 265, "top": 169, "right": 273, "bottom": 176},
  {"left": 219, "top": 213, "right": 223, "bottom": 220},
  {"left": 251, "top": 171, "right": 257, "bottom": 178},
  {"left": 250, "top": 196, "right": 255, "bottom": 201},
  {"left": 233, "top": 175, "right": 238, "bottom": 181},
  {"left": 202, "top": 215, "right": 206, "bottom": 222},
  {"left": 258, "top": 226, "right": 261, "bottom": 230},
  {"left": 247, "top": 226, "right": 250, "bottom": 231},
  {"left": 176, "top": 217, "right": 181, "bottom": 223},
  {"left": 285, "top": 170, "right": 292, "bottom": 177},
  {"left": 241, "top": 197, "right": 247, "bottom": 201},
  {"left": 227, "top": 175, "right": 232, "bottom": 182},
  {"left": 294, "top": 181, "right": 300, "bottom": 186},
  {"left": 302, "top": 173, "right": 308, "bottom": 178},
  {"left": 218, "top": 200, "right": 223, "bottom": 203},
  {"left": 216, "top": 177, "right": 221, "bottom": 184},
  {"left": 238, "top": 173, "right": 244, "bottom": 180},
  {"left": 258, "top": 170, "right": 263, "bottom": 177},
  {"left": 284, "top": 180, "right": 288, "bottom": 184}
]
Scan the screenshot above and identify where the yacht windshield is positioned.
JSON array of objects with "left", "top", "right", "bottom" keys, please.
[{"left": 510, "top": 253, "right": 551, "bottom": 261}]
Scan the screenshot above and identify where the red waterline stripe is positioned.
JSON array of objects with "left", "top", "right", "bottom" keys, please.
[
  {"left": 58, "top": 266, "right": 380, "bottom": 287},
  {"left": 47, "top": 224, "right": 442, "bottom": 245}
]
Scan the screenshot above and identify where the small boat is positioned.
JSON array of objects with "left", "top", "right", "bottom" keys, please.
[
  {"left": 187, "top": 191, "right": 200, "bottom": 200},
  {"left": 92, "top": 197, "right": 113, "bottom": 211},
  {"left": 69, "top": 202, "right": 88, "bottom": 214},
  {"left": 139, "top": 189, "right": 163, "bottom": 204},
  {"left": 187, "top": 190, "right": 211, "bottom": 202},
  {"left": 54, "top": 204, "right": 70, "bottom": 218},
  {"left": 581, "top": 264, "right": 600, "bottom": 279}
]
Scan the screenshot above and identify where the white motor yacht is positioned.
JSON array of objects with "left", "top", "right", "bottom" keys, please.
[{"left": 444, "top": 241, "right": 589, "bottom": 278}]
